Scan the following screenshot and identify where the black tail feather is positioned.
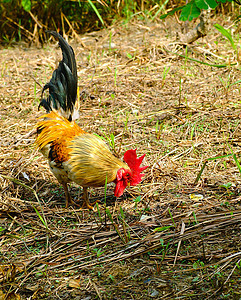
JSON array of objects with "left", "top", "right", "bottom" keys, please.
[{"left": 39, "top": 31, "right": 78, "bottom": 121}]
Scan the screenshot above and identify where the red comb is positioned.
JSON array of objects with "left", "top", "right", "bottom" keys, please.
[{"left": 124, "top": 149, "right": 148, "bottom": 185}]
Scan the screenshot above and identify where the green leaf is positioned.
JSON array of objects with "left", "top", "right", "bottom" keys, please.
[
  {"left": 192, "top": 276, "right": 200, "bottom": 282},
  {"left": 180, "top": 1, "right": 201, "bottom": 21},
  {"left": 230, "top": 79, "right": 241, "bottom": 87},
  {"left": 206, "top": 154, "right": 233, "bottom": 161},
  {"left": 193, "top": 262, "right": 199, "bottom": 269},
  {"left": 109, "top": 274, "right": 114, "bottom": 281},
  {"left": 232, "top": 154, "right": 241, "bottom": 175},
  {"left": 217, "top": 0, "right": 232, "bottom": 2},
  {"left": 126, "top": 53, "right": 133, "bottom": 59},
  {"left": 193, "top": 211, "right": 198, "bottom": 224},
  {"left": 195, "top": 0, "right": 218, "bottom": 9},
  {"left": 95, "top": 202, "right": 102, "bottom": 223},
  {"left": 206, "top": 0, "right": 218, "bottom": 8},
  {"left": 33, "top": 205, "right": 48, "bottom": 229},
  {"left": 194, "top": 153, "right": 235, "bottom": 184},
  {"left": 133, "top": 195, "right": 141, "bottom": 203},
  {"left": 87, "top": 0, "right": 105, "bottom": 27},
  {"left": 160, "top": 0, "right": 232, "bottom": 21},
  {"left": 220, "top": 183, "right": 232, "bottom": 189},
  {"left": 195, "top": 0, "right": 208, "bottom": 9},
  {"left": 159, "top": 239, "right": 164, "bottom": 246},
  {"left": 110, "top": 133, "right": 115, "bottom": 148},
  {"left": 160, "top": 6, "right": 185, "bottom": 20},
  {"left": 154, "top": 225, "right": 173, "bottom": 232},
  {"left": 21, "top": 0, "right": 31, "bottom": 11},
  {"left": 168, "top": 50, "right": 236, "bottom": 68},
  {"left": 214, "top": 23, "right": 236, "bottom": 50},
  {"left": 106, "top": 208, "right": 113, "bottom": 223},
  {"left": 119, "top": 206, "right": 125, "bottom": 219}
]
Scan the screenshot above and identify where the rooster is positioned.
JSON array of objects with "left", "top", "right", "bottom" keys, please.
[{"left": 36, "top": 31, "right": 148, "bottom": 209}]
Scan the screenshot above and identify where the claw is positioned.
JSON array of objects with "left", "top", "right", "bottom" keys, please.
[
  {"left": 63, "top": 185, "right": 100, "bottom": 210},
  {"left": 81, "top": 199, "right": 100, "bottom": 211},
  {"left": 80, "top": 186, "right": 100, "bottom": 210}
]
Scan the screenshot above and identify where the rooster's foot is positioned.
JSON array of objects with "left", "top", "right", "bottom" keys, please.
[{"left": 81, "top": 200, "right": 100, "bottom": 211}]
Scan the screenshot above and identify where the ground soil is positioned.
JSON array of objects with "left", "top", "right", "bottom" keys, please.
[{"left": 0, "top": 16, "right": 241, "bottom": 299}]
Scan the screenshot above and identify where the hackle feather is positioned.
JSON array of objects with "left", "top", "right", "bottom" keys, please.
[{"left": 68, "top": 134, "right": 129, "bottom": 187}]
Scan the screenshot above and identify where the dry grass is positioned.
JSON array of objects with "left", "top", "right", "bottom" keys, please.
[{"left": 0, "top": 16, "right": 241, "bottom": 299}]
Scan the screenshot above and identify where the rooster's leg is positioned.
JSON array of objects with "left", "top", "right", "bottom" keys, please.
[
  {"left": 62, "top": 182, "right": 71, "bottom": 208},
  {"left": 62, "top": 182, "right": 81, "bottom": 208},
  {"left": 81, "top": 187, "right": 99, "bottom": 210}
]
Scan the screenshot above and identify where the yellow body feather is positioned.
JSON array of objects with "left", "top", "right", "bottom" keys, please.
[{"left": 36, "top": 111, "right": 129, "bottom": 188}]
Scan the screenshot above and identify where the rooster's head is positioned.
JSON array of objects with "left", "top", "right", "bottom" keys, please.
[{"left": 114, "top": 149, "right": 148, "bottom": 197}]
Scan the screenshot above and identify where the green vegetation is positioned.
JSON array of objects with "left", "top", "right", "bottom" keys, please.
[
  {"left": 0, "top": 0, "right": 238, "bottom": 43},
  {"left": 161, "top": 0, "right": 234, "bottom": 21}
]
